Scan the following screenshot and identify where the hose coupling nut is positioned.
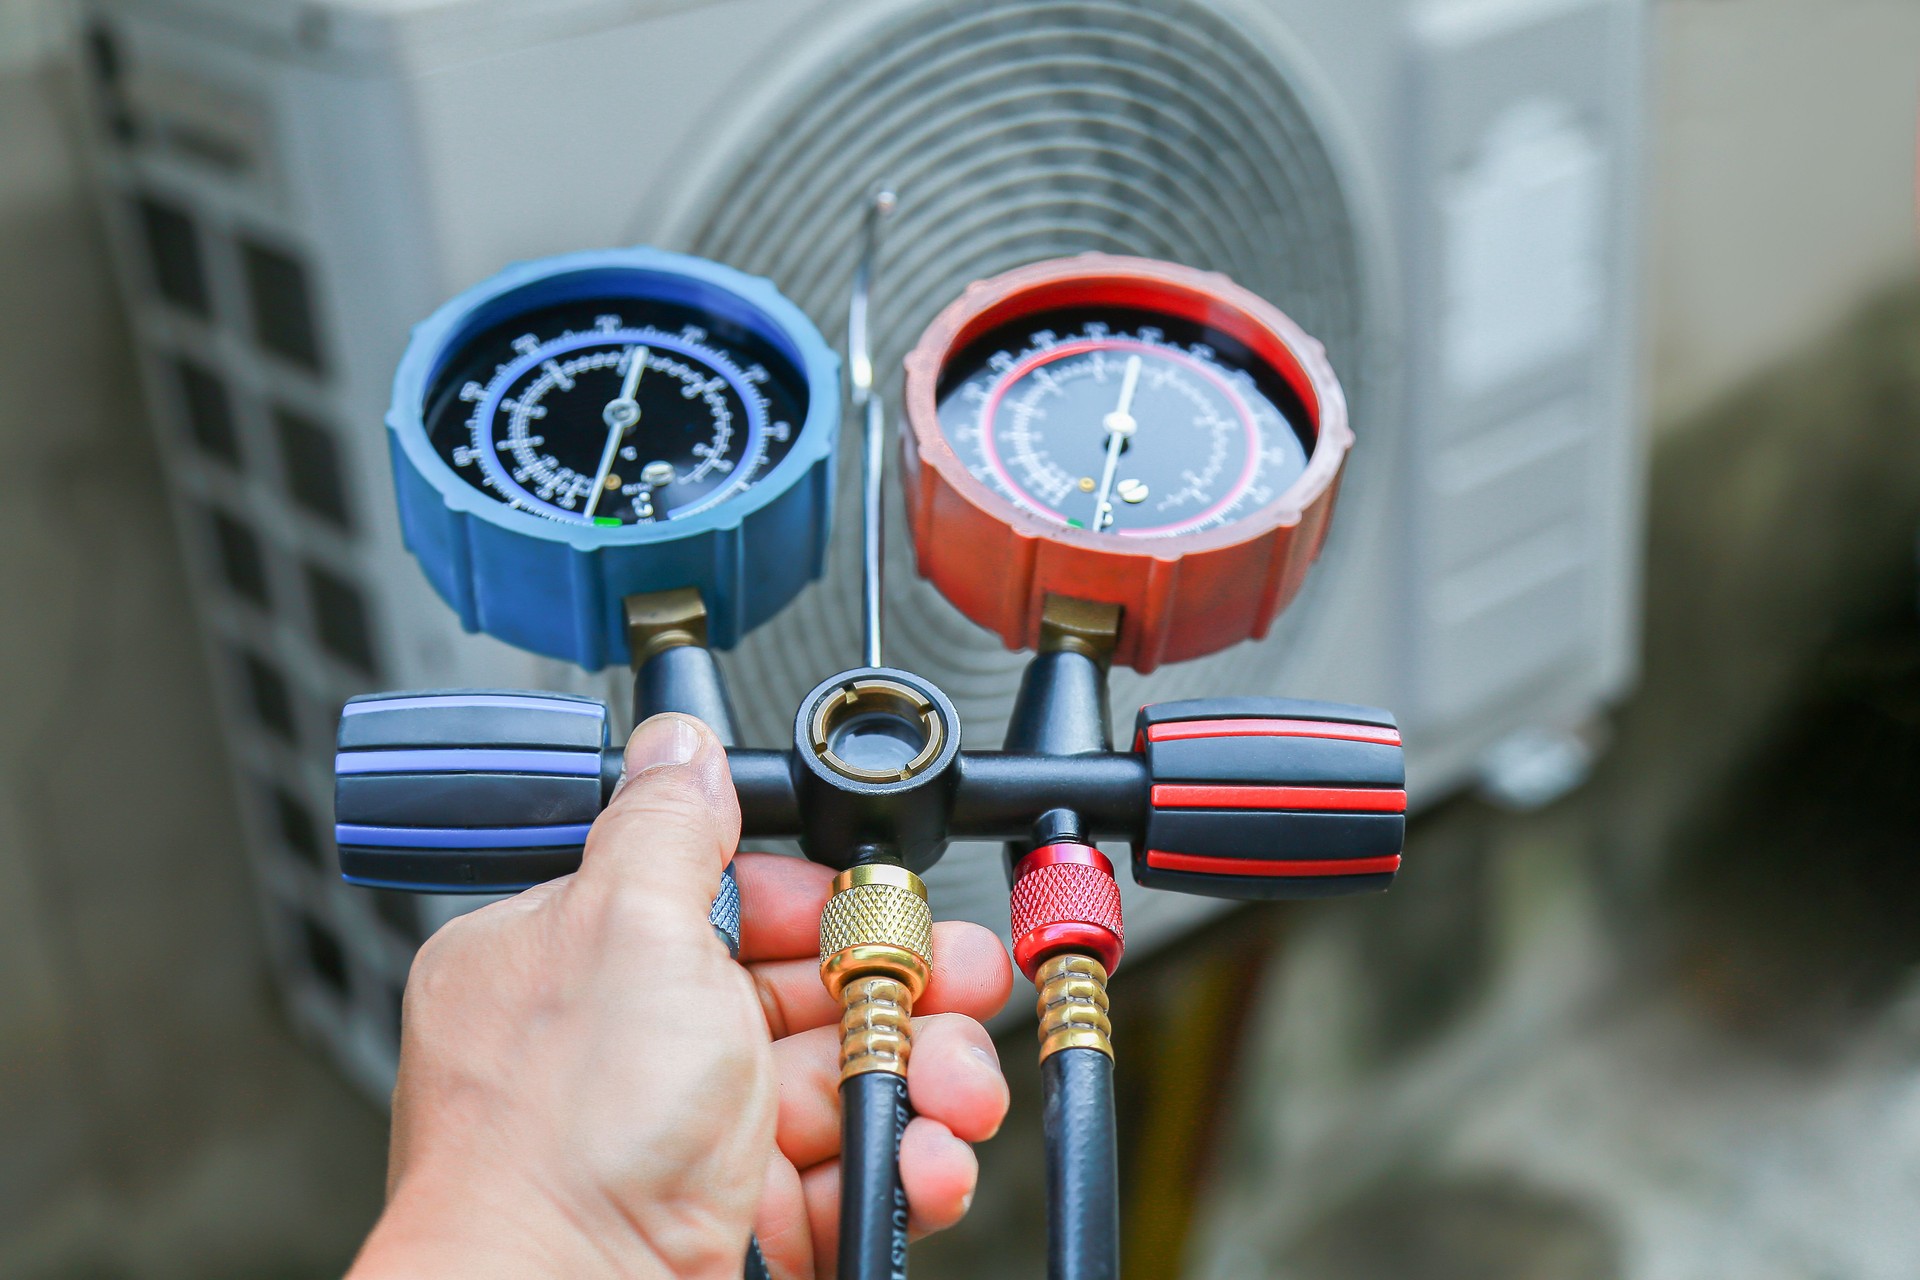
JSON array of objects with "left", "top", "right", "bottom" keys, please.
[
  {"left": 1009, "top": 843, "right": 1125, "bottom": 981},
  {"left": 1035, "top": 952, "right": 1112, "bottom": 1061},
  {"left": 819, "top": 863, "right": 933, "bottom": 1002}
]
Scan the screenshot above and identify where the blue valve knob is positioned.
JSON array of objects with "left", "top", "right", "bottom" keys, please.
[{"left": 334, "top": 689, "right": 741, "bottom": 956}]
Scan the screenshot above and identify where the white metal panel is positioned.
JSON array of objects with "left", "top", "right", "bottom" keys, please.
[{"left": 81, "top": 0, "right": 1648, "bottom": 1093}]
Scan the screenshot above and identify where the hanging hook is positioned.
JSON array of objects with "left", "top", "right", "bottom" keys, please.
[{"left": 849, "top": 185, "right": 897, "bottom": 670}]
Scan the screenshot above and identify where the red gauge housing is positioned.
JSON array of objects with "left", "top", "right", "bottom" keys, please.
[{"left": 901, "top": 254, "right": 1352, "bottom": 672}]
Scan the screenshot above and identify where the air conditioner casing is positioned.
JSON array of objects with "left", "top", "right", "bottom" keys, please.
[{"left": 83, "top": 0, "right": 1646, "bottom": 1094}]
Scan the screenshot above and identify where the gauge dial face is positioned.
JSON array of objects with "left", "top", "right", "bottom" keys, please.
[
  {"left": 934, "top": 307, "right": 1312, "bottom": 538},
  {"left": 425, "top": 297, "right": 808, "bottom": 527}
]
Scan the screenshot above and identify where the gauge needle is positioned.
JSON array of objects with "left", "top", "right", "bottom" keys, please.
[
  {"left": 585, "top": 346, "right": 647, "bottom": 518},
  {"left": 1092, "top": 354, "right": 1141, "bottom": 531}
]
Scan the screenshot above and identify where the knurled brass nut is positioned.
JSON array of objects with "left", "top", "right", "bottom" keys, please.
[
  {"left": 818, "top": 866, "right": 932, "bottom": 1000},
  {"left": 1044, "top": 1004, "right": 1113, "bottom": 1035}
]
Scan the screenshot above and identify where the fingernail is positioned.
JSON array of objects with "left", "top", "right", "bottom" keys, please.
[
  {"left": 626, "top": 715, "right": 703, "bottom": 777},
  {"left": 968, "top": 1044, "right": 1002, "bottom": 1078},
  {"left": 959, "top": 1190, "right": 975, "bottom": 1216}
]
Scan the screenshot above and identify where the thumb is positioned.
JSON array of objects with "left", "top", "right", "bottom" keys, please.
[{"left": 578, "top": 713, "right": 740, "bottom": 917}]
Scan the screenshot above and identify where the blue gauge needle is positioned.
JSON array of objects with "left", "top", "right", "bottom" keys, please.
[
  {"left": 1092, "top": 354, "right": 1141, "bottom": 531},
  {"left": 585, "top": 346, "right": 647, "bottom": 518}
]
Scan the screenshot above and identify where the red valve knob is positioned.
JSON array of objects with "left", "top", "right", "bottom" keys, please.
[
  {"left": 1009, "top": 842, "right": 1125, "bottom": 981},
  {"left": 1131, "top": 697, "right": 1407, "bottom": 900}
]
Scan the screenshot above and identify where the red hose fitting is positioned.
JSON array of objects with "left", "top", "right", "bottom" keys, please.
[{"left": 1009, "top": 842, "right": 1125, "bottom": 981}]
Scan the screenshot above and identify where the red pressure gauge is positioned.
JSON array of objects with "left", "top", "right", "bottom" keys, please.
[{"left": 901, "top": 255, "right": 1352, "bottom": 672}]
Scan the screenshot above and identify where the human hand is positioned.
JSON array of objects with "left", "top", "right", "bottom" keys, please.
[{"left": 347, "top": 714, "right": 1013, "bottom": 1280}]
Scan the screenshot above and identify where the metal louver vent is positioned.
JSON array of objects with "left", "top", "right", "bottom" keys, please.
[{"left": 679, "top": 1, "right": 1372, "bottom": 850}]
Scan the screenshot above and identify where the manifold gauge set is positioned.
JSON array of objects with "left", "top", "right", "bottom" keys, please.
[{"left": 334, "top": 204, "right": 1408, "bottom": 1280}]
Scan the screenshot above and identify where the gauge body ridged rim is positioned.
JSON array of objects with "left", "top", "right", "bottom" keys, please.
[
  {"left": 901, "top": 253, "right": 1351, "bottom": 672},
  {"left": 385, "top": 246, "right": 840, "bottom": 667}
]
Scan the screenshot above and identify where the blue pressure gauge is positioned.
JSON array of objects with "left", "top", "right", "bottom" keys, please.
[{"left": 388, "top": 247, "right": 840, "bottom": 669}]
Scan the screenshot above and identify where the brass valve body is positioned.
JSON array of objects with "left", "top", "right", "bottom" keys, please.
[
  {"left": 623, "top": 586, "right": 709, "bottom": 664},
  {"left": 820, "top": 863, "right": 933, "bottom": 1081},
  {"left": 1035, "top": 952, "right": 1113, "bottom": 1061}
]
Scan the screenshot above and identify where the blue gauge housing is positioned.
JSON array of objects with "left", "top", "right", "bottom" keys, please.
[{"left": 388, "top": 247, "right": 839, "bottom": 669}]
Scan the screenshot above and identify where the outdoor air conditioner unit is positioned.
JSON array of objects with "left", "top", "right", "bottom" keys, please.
[{"left": 80, "top": 0, "right": 1647, "bottom": 1096}]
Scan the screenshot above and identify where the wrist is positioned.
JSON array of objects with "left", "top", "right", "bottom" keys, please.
[{"left": 350, "top": 1163, "right": 671, "bottom": 1280}]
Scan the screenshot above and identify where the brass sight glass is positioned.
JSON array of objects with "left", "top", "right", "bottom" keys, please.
[{"left": 808, "top": 676, "right": 946, "bottom": 784}]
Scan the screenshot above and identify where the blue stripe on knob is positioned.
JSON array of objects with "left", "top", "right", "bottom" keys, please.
[
  {"left": 334, "top": 822, "right": 594, "bottom": 849},
  {"left": 334, "top": 748, "right": 601, "bottom": 777},
  {"left": 343, "top": 693, "right": 605, "bottom": 717},
  {"left": 341, "top": 873, "right": 546, "bottom": 893}
]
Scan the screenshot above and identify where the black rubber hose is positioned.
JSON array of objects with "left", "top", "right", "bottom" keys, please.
[
  {"left": 840, "top": 1071, "right": 911, "bottom": 1280},
  {"left": 744, "top": 1236, "right": 772, "bottom": 1280},
  {"left": 1042, "top": 1048, "right": 1119, "bottom": 1280}
]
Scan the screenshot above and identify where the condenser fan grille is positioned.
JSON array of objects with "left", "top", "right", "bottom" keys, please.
[{"left": 681, "top": 0, "right": 1370, "bottom": 824}]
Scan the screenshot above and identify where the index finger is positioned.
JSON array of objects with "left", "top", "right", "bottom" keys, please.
[
  {"left": 734, "top": 851, "right": 834, "bottom": 962},
  {"left": 750, "top": 920, "right": 1013, "bottom": 1038}
]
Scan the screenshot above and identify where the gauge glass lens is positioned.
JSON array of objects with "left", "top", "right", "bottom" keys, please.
[
  {"left": 425, "top": 297, "right": 808, "bottom": 527},
  {"left": 934, "top": 306, "right": 1311, "bottom": 537}
]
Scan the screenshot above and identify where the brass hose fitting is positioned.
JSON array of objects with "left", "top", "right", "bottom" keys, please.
[
  {"left": 820, "top": 863, "right": 932, "bottom": 1080},
  {"left": 1035, "top": 952, "right": 1112, "bottom": 1061},
  {"left": 838, "top": 974, "right": 914, "bottom": 1079}
]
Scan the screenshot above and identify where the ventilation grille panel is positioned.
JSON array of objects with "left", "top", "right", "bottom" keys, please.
[{"left": 681, "top": 0, "right": 1371, "bottom": 764}]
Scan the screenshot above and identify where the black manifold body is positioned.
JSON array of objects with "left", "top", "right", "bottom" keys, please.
[{"left": 334, "top": 664, "right": 1407, "bottom": 904}]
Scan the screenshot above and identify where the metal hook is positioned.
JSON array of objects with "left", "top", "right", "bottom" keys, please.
[{"left": 849, "top": 185, "right": 896, "bottom": 670}]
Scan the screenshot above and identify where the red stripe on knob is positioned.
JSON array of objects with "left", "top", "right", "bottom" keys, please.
[
  {"left": 1144, "top": 850, "right": 1402, "bottom": 878},
  {"left": 1145, "top": 718, "right": 1402, "bottom": 746},
  {"left": 1150, "top": 784, "right": 1407, "bottom": 813}
]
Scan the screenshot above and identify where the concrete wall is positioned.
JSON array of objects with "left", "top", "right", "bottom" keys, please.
[{"left": 1648, "top": 0, "right": 1920, "bottom": 427}]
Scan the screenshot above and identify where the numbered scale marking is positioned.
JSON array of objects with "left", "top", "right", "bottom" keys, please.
[
  {"left": 387, "top": 247, "right": 838, "bottom": 666},
  {"left": 426, "top": 301, "right": 806, "bottom": 527},
  {"left": 935, "top": 308, "right": 1310, "bottom": 537}
]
